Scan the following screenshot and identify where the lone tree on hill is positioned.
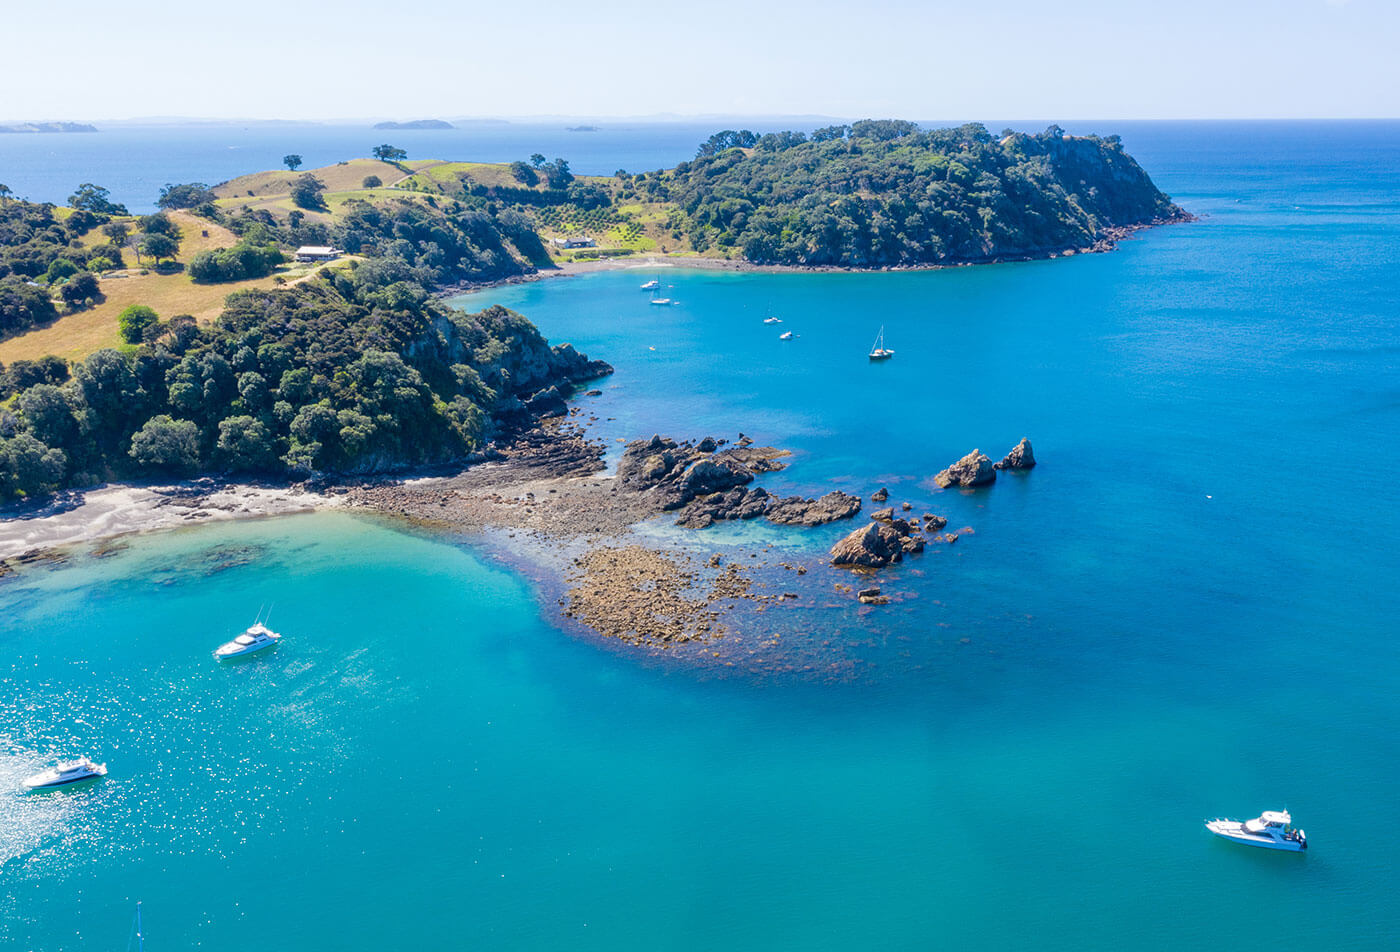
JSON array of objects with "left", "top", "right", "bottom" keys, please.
[
  {"left": 157, "top": 182, "right": 216, "bottom": 210},
  {"left": 0, "top": 184, "right": 12, "bottom": 202},
  {"left": 290, "top": 174, "right": 327, "bottom": 211},
  {"left": 102, "top": 222, "right": 130, "bottom": 249},
  {"left": 372, "top": 144, "right": 407, "bottom": 163},
  {"left": 529, "top": 153, "right": 546, "bottom": 169},
  {"left": 68, "top": 182, "right": 128, "bottom": 215},
  {"left": 140, "top": 232, "right": 179, "bottom": 265},
  {"left": 283, "top": 154, "right": 303, "bottom": 171}
]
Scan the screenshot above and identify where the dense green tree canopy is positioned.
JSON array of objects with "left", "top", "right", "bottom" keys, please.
[{"left": 665, "top": 123, "right": 1187, "bottom": 266}]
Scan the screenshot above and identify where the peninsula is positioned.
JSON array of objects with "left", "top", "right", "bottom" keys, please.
[{"left": 1, "top": 120, "right": 1185, "bottom": 502}]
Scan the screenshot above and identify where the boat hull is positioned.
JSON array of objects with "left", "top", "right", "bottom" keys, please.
[
  {"left": 23, "top": 768, "right": 107, "bottom": 790},
  {"left": 1205, "top": 820, "right": 1306, "bottom": 851},
  {"left": 214, "top": 641, "right": 277, "bottom": 661}
]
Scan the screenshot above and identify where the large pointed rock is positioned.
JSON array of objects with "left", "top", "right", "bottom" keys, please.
[
  {"left": 995, "top": 437, "right": 1036, "bottom": 470},
  {"left": 934, "top": 449, "right": 997, "bottom": 488}
]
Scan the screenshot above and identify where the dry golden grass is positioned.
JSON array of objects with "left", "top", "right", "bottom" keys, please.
[
  {"left": 0, "top": 210, "right": 329, "bottom": 364},
  {"left": 214, "top": 159, "right": 408, "bottom": 200}
]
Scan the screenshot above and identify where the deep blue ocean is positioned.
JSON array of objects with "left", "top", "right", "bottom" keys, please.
[{"left": 3, "top": 121, "right": 1400, "bottom": 950}]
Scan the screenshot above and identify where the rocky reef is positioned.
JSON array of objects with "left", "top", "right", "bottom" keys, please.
[
  {"left": 830, "top": 508, "right": 928, "bottom": 569},
  {"left": 617, "top": 435, "right": 863, "bottom": 529}
]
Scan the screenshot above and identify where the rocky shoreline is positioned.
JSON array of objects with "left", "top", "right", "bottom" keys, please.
[{"left": 0, "top": 418, "right": 1037, "bottom": 659}]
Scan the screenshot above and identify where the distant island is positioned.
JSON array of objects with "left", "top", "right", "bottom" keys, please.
[
  {"left": 0, "top": 121, "right": 97, "bottom": 134},
  {"left": 372, "top": 119, "right": 453, "bottom": 130},
  {"left": 566, "top": 125, "right": 598, "bottom": 132}
]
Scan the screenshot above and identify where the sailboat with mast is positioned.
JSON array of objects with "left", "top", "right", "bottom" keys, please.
[{"left": 868, "top": 325, "right": 894, "bottom": 361}]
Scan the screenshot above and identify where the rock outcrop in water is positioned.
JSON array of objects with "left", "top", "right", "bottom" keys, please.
[
  {"left": 934, "top": 449, "right": 997, "bottom": 488},
  {"left": 995, "top": 438, "right": 1036, "bottom": 470},
  {"left": 617, "top": 434, "right": 864, "bottom": 530},
  {"left": 765, "top": 491, "right": 863, "bottom": 526},
  {"left": 830, "top": 509, "right": 926, "bottom": 568}
]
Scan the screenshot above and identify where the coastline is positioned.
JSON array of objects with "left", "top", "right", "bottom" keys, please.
[
  {"left": 438, "top": 215, "right": 1194, "bottom": 297},
  {"left": 0, "top": 421, "right": 894, "bottom": 669}
]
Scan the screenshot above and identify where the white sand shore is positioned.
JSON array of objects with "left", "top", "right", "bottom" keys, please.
[{"left": 0, "top": 483, "right": 342, "bottom": 562}]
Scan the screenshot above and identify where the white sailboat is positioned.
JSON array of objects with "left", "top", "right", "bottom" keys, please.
[{"left": 868, "top": 325, "right": 894, "bottom": 361}]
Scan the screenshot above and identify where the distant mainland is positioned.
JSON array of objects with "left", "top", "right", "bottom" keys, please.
[
  {"left": 373, "top": 119, "right": 453, "bottom": 130},
  {"left": 0, "top": 121, "right": 97, "bottom": 134}
]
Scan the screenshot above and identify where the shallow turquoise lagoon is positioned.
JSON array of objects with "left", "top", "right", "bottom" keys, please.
[{"left": 4, "top": 122, "right": 1400, "bottom": 949}]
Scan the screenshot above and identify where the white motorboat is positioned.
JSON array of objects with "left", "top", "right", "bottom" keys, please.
[
  {"left": 23, "top": 756, "right": 107, "bottom": 790},
  {"left": 214, "top": 621, "right": 281, "bottom": 660},
  {"left": 640, "top": 278, "right": 660, "bottom": 290},
  {"left": 763, "top": 316, "right": 782, "bottom": 324},
  {"left": 869, "top": 325, "right": 894, "bottom": 360},
  {"left": 649, "top": 297, "right": 673, "bottom": 306},
  {"left": 1205, "top": 809, "right": 1307, "bottom": 851},
  {"left": 779, "top": 331, "right": 794, "bottom": 340}
]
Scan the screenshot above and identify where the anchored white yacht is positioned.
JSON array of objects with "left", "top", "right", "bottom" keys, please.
[
  {"left": 23, "top": 757, "right": 107, "bottom": 790},
  {"left": 779, "top": 331, "right": 794, "bottom": 340},
  {"left": 649, "top": 297, "right": 674, "bottom": 306},
  {"left": 763, "top": 316, "right": 782, "bottom": 324},
  {"left": 214, "top": 621, "right": 281, "bottom": 660},
  {"left": 640, "top": 278, "right": 660, "bottom": 290},
  {"left": 869, "top": 325, "right": 894, "bottom": 360},
  {"left": 1205, "top": 810, "right": 1307, "bottom": 851}
]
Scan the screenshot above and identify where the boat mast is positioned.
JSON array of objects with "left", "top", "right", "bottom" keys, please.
[{"left": 137, "top": 901, "right": 144, "bottom": 952}]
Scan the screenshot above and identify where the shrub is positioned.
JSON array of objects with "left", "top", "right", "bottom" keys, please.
[
  {"left": 46, "top": 258, "right": 80, "bottom": 283},
  {"left": 60, "top": 272, "right": 101, "bottom": 309},
  {"left": 117, "top": 304, "right": 158, "bottom": 343},
  {"left": 362, "top": 175, "right": 382, "bottom": 188},
  {"left": 188, "top": 242, "right": 285, "bottom": 283}
]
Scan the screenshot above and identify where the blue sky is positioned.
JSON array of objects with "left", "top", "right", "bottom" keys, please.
[{"left": 4, "top": 0, "right": 1396, "bottom": 120}]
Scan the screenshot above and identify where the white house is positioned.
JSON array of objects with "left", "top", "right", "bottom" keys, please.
[
  {"left": 294, "top": 245, "right": 344, "bottom": 262},
  {"left": 551, "top": 237, "right": 596, "bottom": 249}
]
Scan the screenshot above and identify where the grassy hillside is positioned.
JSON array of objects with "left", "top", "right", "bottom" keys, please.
[{"left": 0, "top": 210, "right": 349, "bottom": 364}]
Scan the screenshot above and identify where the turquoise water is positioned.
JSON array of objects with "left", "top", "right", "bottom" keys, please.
[{"left": 5, "top": 122, "right": 1400, "bottom": 949}]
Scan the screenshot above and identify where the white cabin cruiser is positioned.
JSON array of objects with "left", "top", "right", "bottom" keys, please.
[
  {"left": 640, "top": 278, "right": 660, "bottom": 290},
  {"left": 779, "top": 331, "right": 794, "bottom": 340},
  {"left": 214, "top": 621, "right": 281, "bottom": 660},
  {"left": 649, "top": 297, "right": 673, "bottom": 306},
  {"left": 1205, "top": 810, "right": 1307, "bottom": 851},
  {"left": 23, "top": 757, "right": 107, "bottom": 790},
  {"left": 763, "top": 316, "right": 782, "bottom": 324}
]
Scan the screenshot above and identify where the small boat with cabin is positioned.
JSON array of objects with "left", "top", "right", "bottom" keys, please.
[
  {"left": 214, "top": 620, "right": 281, "bottom": 660},
  {"left": 640, "top": 278, "right": 660, "bottom": 291},
  {"left": 649, "top": 297, "right": 674, "bottom": 306},
  {"left": 1205, "top": 809, "right": 1307, "bottom": 851},
  {"left": 763, "top": 316, "right": 782, "bottom": 324},
  {"left": 869, "top": 326, "right": 894, "bottom": 361},
  {"left": 23, "top": 756, "right": 107, "bottom": 790},
  {"left": 779, "top": 331, "right": 794, "bottom": 340}
]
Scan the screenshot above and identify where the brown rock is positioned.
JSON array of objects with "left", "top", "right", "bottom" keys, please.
[
  {"left": 871, "top": 487, "right": 889, "bottom": 502},
  {"left": 934, "top": 449, "right": 997, "bottom": 488},
  {"left": 830, "top": 522, "right": 907, "bottom": 568},
  {"left": 994, "top": 437, "right": 1036, "bottom": 470}
]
